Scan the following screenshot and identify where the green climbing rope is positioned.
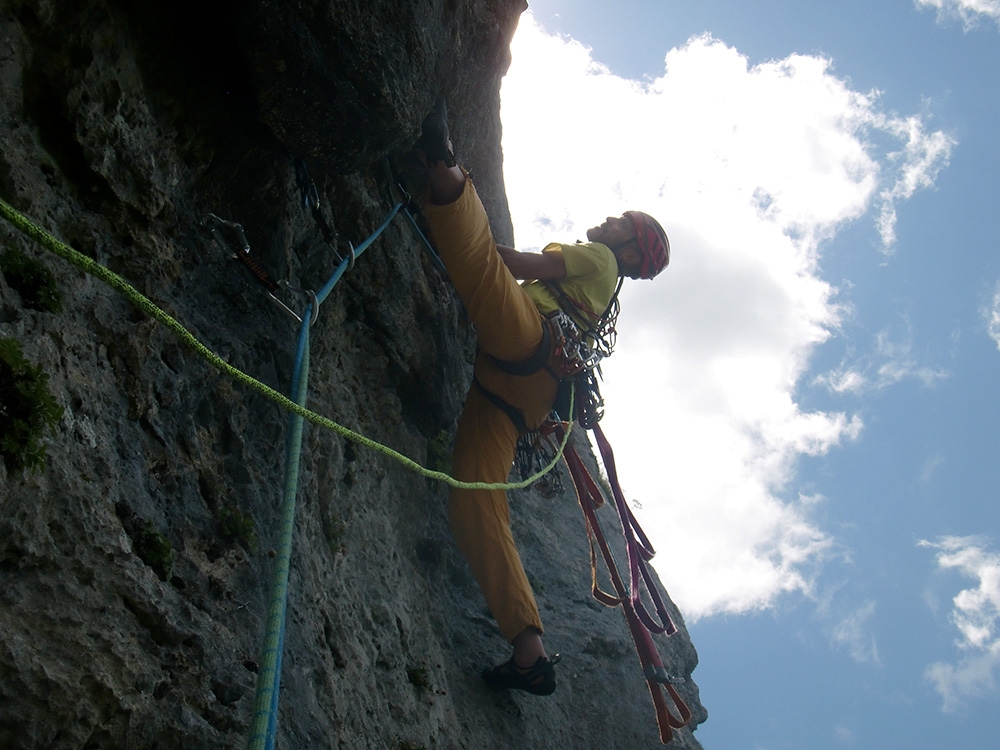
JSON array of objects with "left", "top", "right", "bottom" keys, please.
[{"left": 0, "top": 198, "right": 572, "bottom": 490}]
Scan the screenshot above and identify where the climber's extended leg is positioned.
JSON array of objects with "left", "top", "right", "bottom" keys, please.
[{"left": 417, "top": 99, "right": 559, "bottom": 695}]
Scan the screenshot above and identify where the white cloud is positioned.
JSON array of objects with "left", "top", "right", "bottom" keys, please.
[
  {"left": 500, "top": 15, "right": 952, "bottom": 619},
  {"left": 828, "top": 600, "right": 881, "bottom": 664},
  {"left": 915, "top": 0, "right": 1000, "bottom": 29},
  {"left": 919, "top": 536, "right": 1000, "bottom": 712},
  {"left": 919, "top": 453, "right": 946, "bottom": 484},
  {"left": 987, "top": 281, "right": 1000, "bottom": 350},
  {"left": 814, "top": 324, "right": 949, "bottom": 396},
  {"left": 873, "top": 328, "right": 951, "bottom": 387},
  {"left": 815, "top": 584, "right": 882, "bottom": 665},
  {"left": 876, "top": 115, "right": 955, "bottom": 249},
  {"left": 834, "top": 725, "right": 856, "bottom": 744}
]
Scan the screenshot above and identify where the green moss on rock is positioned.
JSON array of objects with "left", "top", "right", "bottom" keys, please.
[
  {"left": 0, "top": 337, "right": 63, "bottom": 474},
  {"left": 0, "top": 248, "right": 63, "bottom": 313}
]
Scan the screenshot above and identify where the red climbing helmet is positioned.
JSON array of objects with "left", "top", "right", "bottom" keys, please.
[{"left": 624, "top": 211, "right": 670, "bottom": 279}]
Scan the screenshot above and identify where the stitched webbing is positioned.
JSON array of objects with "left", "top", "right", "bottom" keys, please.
[
  {"left": 557, "top": 424, "right": 690, "bottom": 744},
  {"left": 0, "top": 197, "right": 572, "bottom": 491}
]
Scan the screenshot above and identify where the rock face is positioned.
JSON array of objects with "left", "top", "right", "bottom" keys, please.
[{"left": 0, "top": 1, "right": 706, "bottom": 748}]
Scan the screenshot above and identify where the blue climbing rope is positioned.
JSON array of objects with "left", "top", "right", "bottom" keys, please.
[
  {"left": 316, "top": 201, "right": 402, "bottom": 305},
  {"left": 247, "top": 311, "right": 313, "bottom": 749},
  {"left": 248, "top": 196, "right": 406, "bottom": 749}
]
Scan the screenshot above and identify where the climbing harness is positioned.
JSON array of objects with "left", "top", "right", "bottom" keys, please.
[{"left": 497, "top": 272, "right": 623, "bottom": 486}]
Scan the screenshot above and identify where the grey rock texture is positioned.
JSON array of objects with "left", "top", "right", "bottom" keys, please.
[{"left": 0, "top": 0, "right": 707, "bottom": 747}]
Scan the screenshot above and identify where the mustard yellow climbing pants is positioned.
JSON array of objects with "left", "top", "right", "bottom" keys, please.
[{"left": 424, "top": 176, "right": 559, "bottom": 643}]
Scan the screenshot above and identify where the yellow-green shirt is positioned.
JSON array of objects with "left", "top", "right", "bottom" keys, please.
[{"left": 521, "top": 242, "right": 619, "bottom": 331}]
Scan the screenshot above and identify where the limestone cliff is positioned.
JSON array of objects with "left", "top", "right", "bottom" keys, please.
[{"left": 0, "top": 1, "right": 706, "bottom": 747}]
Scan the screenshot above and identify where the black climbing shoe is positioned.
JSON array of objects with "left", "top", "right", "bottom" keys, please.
[
  {"left": 415, "top": 98, "right": 457, "bottom": 167},
  {"left": 481, "top": 654, "right": 559, "bottom": 696}
]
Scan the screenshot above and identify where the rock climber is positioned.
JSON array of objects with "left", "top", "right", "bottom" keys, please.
[{"left": 415, "top": 100, "right": 670, "bottom": 696}]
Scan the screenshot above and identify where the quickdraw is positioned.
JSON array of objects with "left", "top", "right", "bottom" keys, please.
[
  {"left": 513, "top": 423, "right": 566, "bottom": 497},
  {"left": 548, "top": 309, "right": 600, "bottom": 377},
  {"left": 203, "top": 213, "right": 318, "bottom": 326},
  {"left": 294, "top": 157, "right": 344, "bottom": 265},
  {"left": 545, "top": 275, "right": 623, "bottom": 365},
  {"left": 545, "top": 274, "right": 624, "bottom": 429}
]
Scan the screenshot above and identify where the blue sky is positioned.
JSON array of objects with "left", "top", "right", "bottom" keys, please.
[{"left": 499, "top": 1, "right": 1000, "bottom": 748}]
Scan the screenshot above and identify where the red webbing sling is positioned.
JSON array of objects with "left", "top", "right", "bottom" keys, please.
[{"left": 553, "top": 421, "right": 692, "bottom": 744}]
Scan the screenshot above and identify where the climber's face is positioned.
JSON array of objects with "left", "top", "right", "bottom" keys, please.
[
  {"left": 586, "top": 215, "right": 635, "bottom": 248},
  {"left": 587, "top": 216, "right": 642, "bottom": 277}
]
